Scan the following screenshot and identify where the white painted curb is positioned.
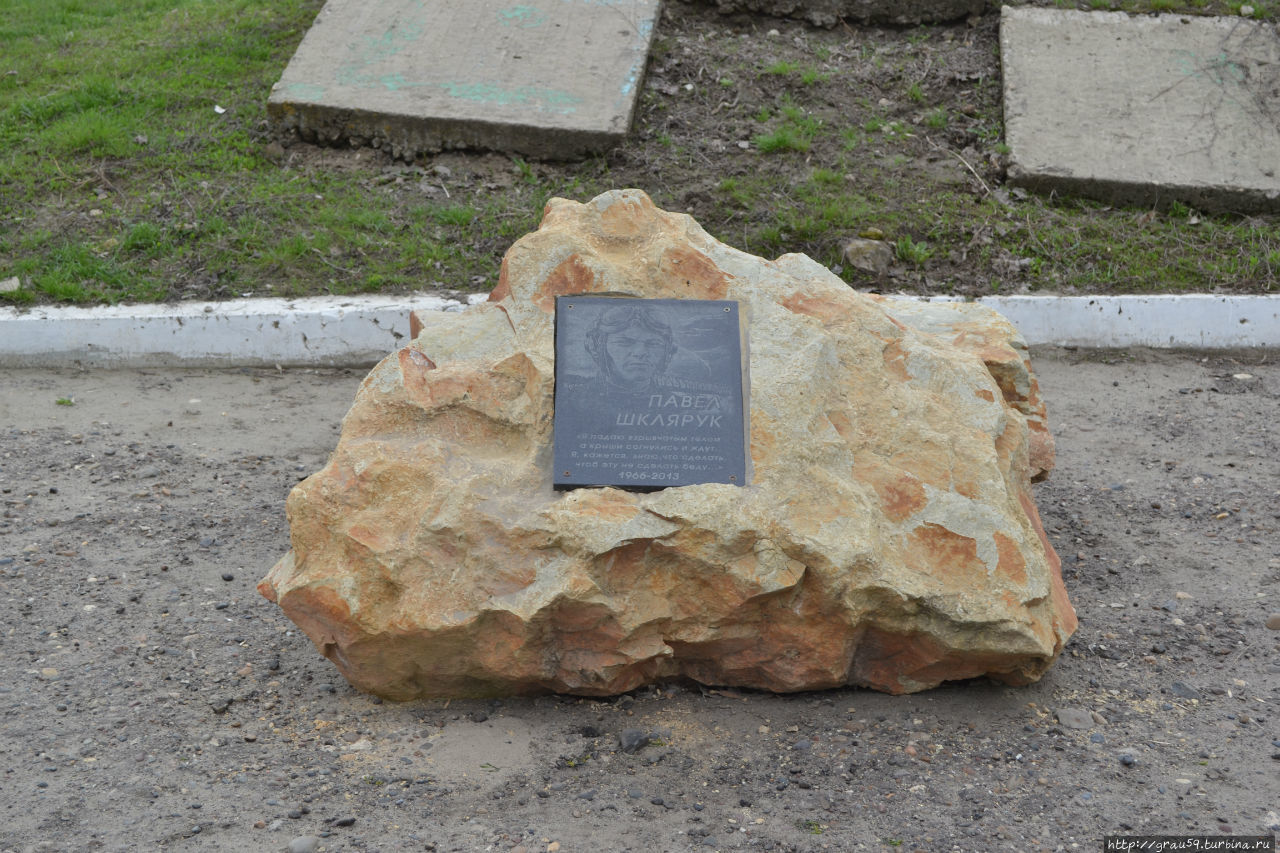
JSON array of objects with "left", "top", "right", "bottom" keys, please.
[
  {"left": 0, "top": 294, "right": 484, "bottom": 368},
  {"left": 1, "top": 294, "right": 1276, "bottom": 368},
  {"left": 974, "top": 295, "right": 1280, "bottom": 349}
]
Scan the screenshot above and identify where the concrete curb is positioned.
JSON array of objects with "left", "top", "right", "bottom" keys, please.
[
  {"left": 0, "top": 294, "right": 483, "bottom": 368},
  {"left": 954, "top": 294, "right": 1280, "bottom": 349},
  {"left": 1, "top": 294, "right": 1276, "bottom": 368}
]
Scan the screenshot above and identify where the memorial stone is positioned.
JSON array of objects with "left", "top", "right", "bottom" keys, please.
[
  {"left": 553, "top": 296, "right": 748, "bottom": 489},
  {"left": 260, "top": 189, "right": 1076, "bottom": 701}
]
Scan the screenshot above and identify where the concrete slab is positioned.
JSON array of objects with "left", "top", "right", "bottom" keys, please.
[
  {"left": 1000, "top": 7, "right": 1280, "bottom": 212},
  {"left": 268, "top": 0, "right": 660, "bottom": 160}
]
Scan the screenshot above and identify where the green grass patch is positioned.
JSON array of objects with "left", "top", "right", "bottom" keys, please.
[
  {"left": 840, "top": 127, "right": 863, "bottom": 150},
  {"left": 754, "top": 125, "right": 811, "bottom": 153},
  {"left": 760, "top": 60, "right": 828, "bottom": 86},
  {"left": 753, "top": 96, "right": 824, "bottom": 153},
  {"left": 0, "top": 0, "right": 1275, "bottom": 307},
  {"left": 895, "top": 236, "right": 934, "bottom": 266},
  {"left": 763, "top": 60, "right": 801, "bottom": 75},
  {"left": 431, "top": 204, "right": 476, "bottom": 227}
]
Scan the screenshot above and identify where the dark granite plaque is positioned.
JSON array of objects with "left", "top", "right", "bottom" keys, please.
[{"left": 553, "top": 296, "right": 749, "bottom": 489}]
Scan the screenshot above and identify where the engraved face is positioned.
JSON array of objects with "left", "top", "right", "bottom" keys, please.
[{"left": 605, "top": 326, "right": 667, "bottom": 386}]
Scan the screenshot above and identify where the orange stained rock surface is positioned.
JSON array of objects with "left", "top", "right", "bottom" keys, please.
[{"left": 261, "top": 189, "right": 1075, "bottom": 700}]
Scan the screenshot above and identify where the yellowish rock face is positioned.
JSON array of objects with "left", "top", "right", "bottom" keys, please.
[{"left": 259, "top": 189, "right": 1076, "bottom": 700}]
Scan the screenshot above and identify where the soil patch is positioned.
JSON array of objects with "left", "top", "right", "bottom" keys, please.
[{"left": 2, "top": 349, "right": 1277, "bottom": 851}]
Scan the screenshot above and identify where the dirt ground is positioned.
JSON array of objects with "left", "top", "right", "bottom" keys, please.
[
  {"left": 2, "top": 347, "right": 1278, "bottom": 852},
  {"left": 245, "top": 0, "right": 1278, "bottom": 306}
]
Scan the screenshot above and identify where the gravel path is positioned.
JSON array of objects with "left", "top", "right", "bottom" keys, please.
[{"left": 1, "top": 348, "right": 1277, "bottom": 852}]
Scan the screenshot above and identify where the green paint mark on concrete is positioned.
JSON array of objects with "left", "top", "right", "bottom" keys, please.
[
  {"left": 359, "top": 16, "right": 427, "bottom": 65},
  {"left": 440, "top": 81, "right": 580, "bottom": 113},
  {"left": 280, "top": 81, "right": 327, "bottom": 101},
  {"left": 377, "top": 73, "right": 411, "bottom": 92},
  {"left": 341, "top": 0, "right": 430, "bottom": 77},
  {"left": 498, "top": 5, "right": 548, "bottom": 26}
]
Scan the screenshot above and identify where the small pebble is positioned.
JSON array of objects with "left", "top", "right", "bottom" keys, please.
[
  {"left": 1056, "top": 707, "right": 1093, "bottom": 729},
  {"left": 1265, "top": 613, "right": 1280, "bottom": 631},
  {"left": 221, "top": 572, "right": 235, "bottom": 582},
  {"left": 289, "top": 837, "right": 320, "bottom": 853},
  {"left": 619, "top": 728, "right": 649, "bottom": 753}
]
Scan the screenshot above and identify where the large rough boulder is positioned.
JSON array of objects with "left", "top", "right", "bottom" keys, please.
[{"left": 259, "top": 189, "right": 1076, "bottom": 699}]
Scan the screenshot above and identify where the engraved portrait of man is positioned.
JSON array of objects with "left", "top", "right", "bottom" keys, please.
[{"left": 583, "top": 303, "right": 677, "bottom": 394}]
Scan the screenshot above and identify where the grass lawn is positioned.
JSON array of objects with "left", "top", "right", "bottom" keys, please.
[{"left": 1, "top": 0, "right": 1276, "bottom": 306}]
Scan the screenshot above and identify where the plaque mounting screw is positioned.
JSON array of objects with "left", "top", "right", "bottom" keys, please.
[
  {"left": 724, "top": 307, "right": 730, "bottom": 312},
  {"left": 563, "top": 471, "right": 570, "bottom": 476},
  {"left": 729, "top": 475, "right": 737, "bottom": 481}
]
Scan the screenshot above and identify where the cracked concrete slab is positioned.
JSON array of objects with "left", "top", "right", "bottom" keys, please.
[
  {"left": 1000, "top": 7, "right": 1280, "bottom": 212},
  {"left": 268, "top": 0, "right": 660, "bottom": 160}
]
